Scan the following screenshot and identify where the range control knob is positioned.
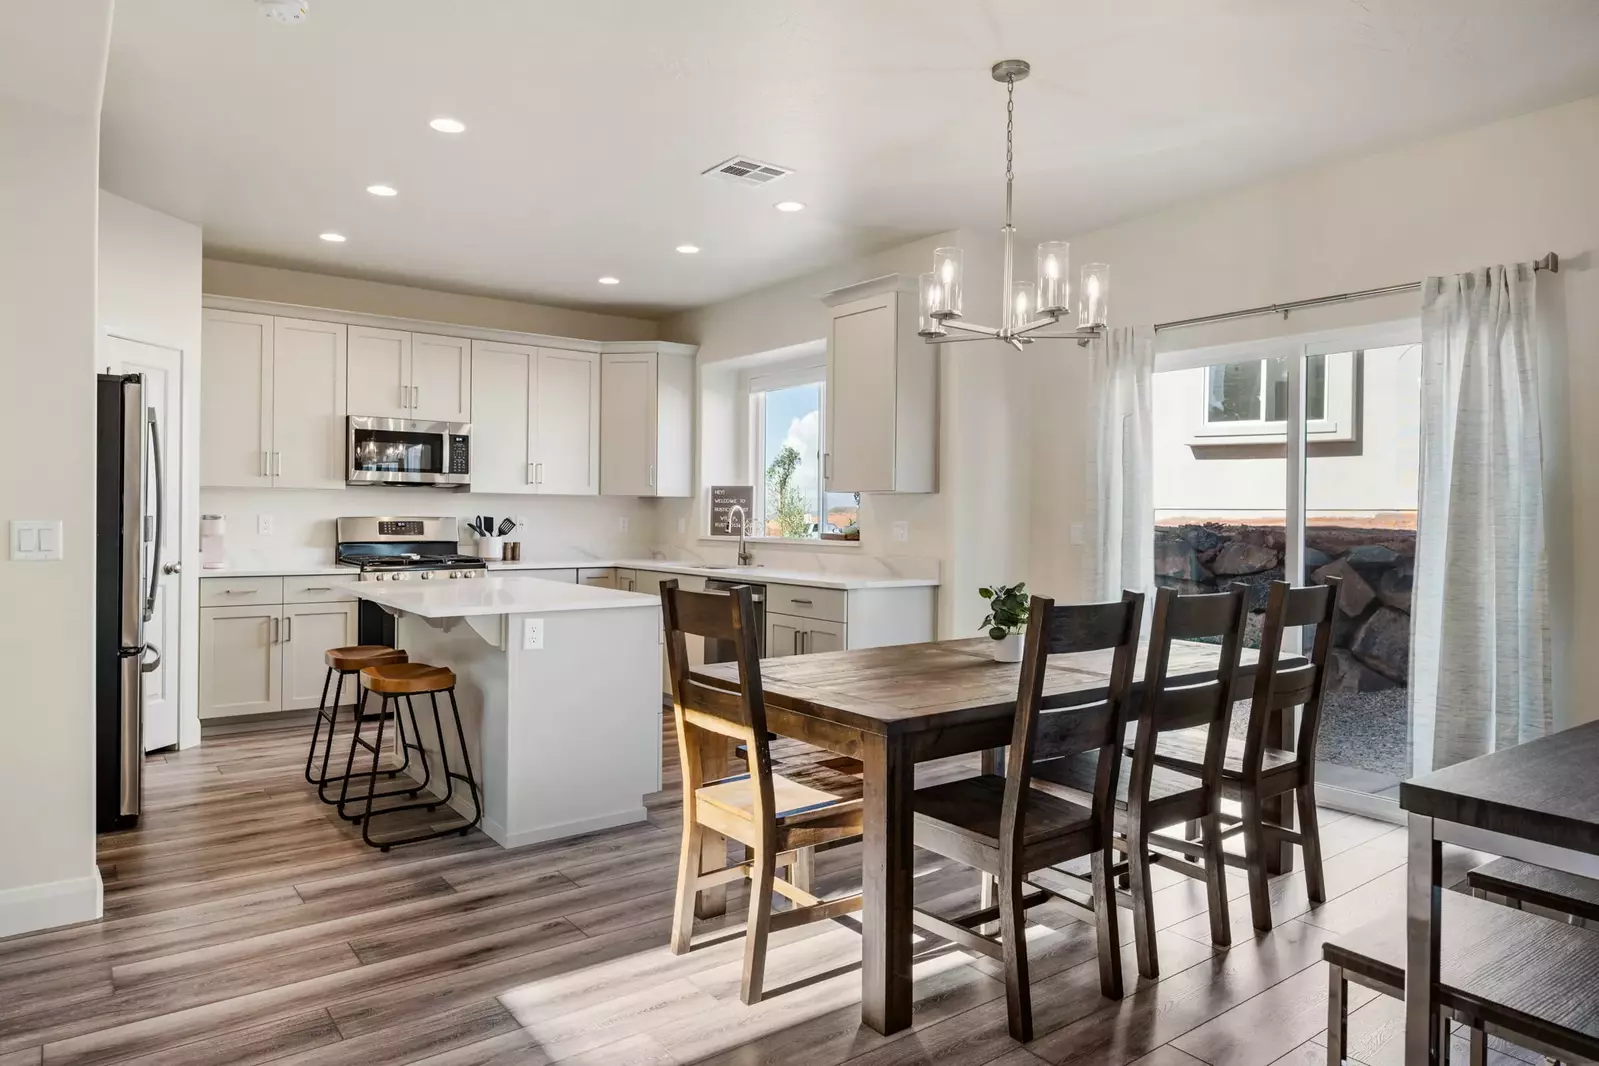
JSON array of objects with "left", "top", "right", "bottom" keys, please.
[{"left": 420, "top": 571, "right": 432, "bottom": 580}]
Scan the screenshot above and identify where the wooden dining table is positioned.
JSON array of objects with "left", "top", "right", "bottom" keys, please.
[{"left": 693, "top": 634, "right": 1292, "bottom": 1035}]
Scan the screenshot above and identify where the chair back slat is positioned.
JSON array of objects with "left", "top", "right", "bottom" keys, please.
[
  {"left": 1239, "top": 577, "right": 1341, "bottom": 780},
  {"left": 1125, "top": 585, "right": 1248, "bottom": 813},
  {"left": 661, "top": 580, "right": 778, "bottom": 832},
  {"left": 1000, "top": 591, "right": 1144, "bottom": 868}
]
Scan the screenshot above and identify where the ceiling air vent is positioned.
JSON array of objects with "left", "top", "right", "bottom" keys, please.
[{"left": 702, "top": 156, "right": 792, "bottom": 186}]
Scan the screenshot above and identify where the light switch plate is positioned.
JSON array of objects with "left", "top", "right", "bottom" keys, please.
[
  {"left": 522, "top": 618, "right": 544, "bottom": 651},
  {"left": 618, "top": 516, "right": 630, "bottom": 534},
  {"left": 891, "top": 521, "right": 909, "bottom": 543},
  {"left": 1069, "top": 523, "right": 1086, "bottom": 546},
  {"left": 257, "top": 514, "right": 274, "bottom": 536},
  {"left": 10, "top": 520, "right": 62, "bottom": 561}
]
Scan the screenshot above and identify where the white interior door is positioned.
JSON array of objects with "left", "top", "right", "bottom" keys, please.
[{"left": 104, "top": 334, "right": 182, "bottom": 752}]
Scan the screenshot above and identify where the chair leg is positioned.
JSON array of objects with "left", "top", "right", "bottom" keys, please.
[
  {"left": 305, "top": 667, "right": 334, "bottom": 784},
  {"left": 740, "top": 846, "right": 776, "bottom": 1005},
  {"left": 1091, "top": 845, "right": 1123, "bottom": 999},
  {"left": 1000, "top": 873, "right": 1033, "bottom": 1042},
  {"left": 790, "top": 847, "right": 815, "bottom": 895},
  {"left": 313, "top": 670, "right": 347, "bottom": 801},
  {"left": 670, "top": 820, "right": 704, "bottom": 955},
  {"left": 1128, "top": 826, "right": 1160, "bottom": 979},
  {"left": 359, "top": 698, "right": 390, "bottom": 850},
  {"left": 1240, "top": 792, "right": 1274, "bottom": 933},
  {"left": 1184, "top": 819, "right": 1200, "bottom": 841},
  {"left": 1326, "top": 964, "right": 1347, "bottom": 1066},
  {"left": 1201, "top": 807, "right": 1232, "bottom": 948},
  {"left": 1297, "top": 782, "right": 1326, "bottom": 904}
]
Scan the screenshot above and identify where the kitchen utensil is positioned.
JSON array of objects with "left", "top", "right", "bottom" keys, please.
[{"left": 496, "top": 517, "right": 515, "bottom": 537}]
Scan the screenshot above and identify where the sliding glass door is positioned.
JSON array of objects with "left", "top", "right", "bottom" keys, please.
[{"left": 1153, "top": 322, "right": 1421, "bottom": 813}]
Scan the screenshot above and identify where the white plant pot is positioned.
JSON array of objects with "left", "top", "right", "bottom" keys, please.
[{"left": 991, "top": 631, "right": 1024, "bottom": 663}]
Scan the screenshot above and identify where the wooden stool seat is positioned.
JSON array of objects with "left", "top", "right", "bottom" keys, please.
[
  {"left": 326, "top": 645, "right": 408, "bottom": 672},
  {"left": 360, "top": 662, "right": 456, "bottom": 695}
]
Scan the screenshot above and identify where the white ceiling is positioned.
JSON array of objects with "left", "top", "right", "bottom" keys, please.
[{"left": 101, "top": 0, "right": 1599, "bottom": 318}]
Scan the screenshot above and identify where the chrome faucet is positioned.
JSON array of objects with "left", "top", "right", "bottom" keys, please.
[{"left": 727, "top": 504, "right": 754, "bottom": 567}]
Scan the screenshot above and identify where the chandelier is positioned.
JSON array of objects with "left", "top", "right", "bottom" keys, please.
[{"left": 919, "top": 60, "right": 1109, "bottom": 350}]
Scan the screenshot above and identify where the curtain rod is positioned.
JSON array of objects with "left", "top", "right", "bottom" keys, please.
[{"left": 1151, "top": 252, "right": 1560, "bottom": 333}]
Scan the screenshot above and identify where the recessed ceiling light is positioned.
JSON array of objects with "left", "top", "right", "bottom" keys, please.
[
  {"left": 675, "top": 244, "right": 700, "bottom": 255},
  {"left": 366, "top": 184, "right": 397, "bottom": 197},
  {"left": 597, "top": 276, "right": 620, "bottom": 285},
  {"left": 775, "top": 201, "right": 806, "bottom": 213},
  {"left": 429, "top": 117, "right": 466, "bottom": 134},
  {"left": 319, "top": 232, "right": 346, "bottom": 243}
]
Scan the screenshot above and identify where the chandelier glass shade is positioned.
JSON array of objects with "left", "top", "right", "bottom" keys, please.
[{"left": 919, "top": 61, "right": 1110, "bottom": 350}]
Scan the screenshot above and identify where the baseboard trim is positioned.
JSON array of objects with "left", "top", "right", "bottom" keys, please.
[
  {"left": 0, "top": 868, "right": 103, "bottom": 940},
  {"left": 484, "top": 807, "right": 650, "bottom": 850}
]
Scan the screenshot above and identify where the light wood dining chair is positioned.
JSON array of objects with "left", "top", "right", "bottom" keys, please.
[
  {"left": 1032, "top": 585, "right": 1249, "bottom": 979},
  {"left": 910, "top": 591, "right": 1144, "bottom": 1042},
  {"left": 660, "top": 579, "right": 864, "bottom": 1005},
  {"left": 1149, "top": 577, "right": 1341, "bottom": 931}
]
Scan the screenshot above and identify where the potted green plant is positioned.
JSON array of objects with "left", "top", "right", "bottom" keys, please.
[{"left": 979, "top": 582, "right": 1029, "bottom": 662}]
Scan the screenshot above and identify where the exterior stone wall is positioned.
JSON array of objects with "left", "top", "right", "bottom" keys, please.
[{"left": 1154, "top": 522, "right": 1415, "bottom": 695}]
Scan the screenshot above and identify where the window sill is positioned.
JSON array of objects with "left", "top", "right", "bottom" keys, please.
[{"left": 697, "top": 536, "right": 863, "bottom": 551}]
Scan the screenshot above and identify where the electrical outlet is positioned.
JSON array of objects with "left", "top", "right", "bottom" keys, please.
[
  {"left": 618, "top": 516, "right": 630, "bottom": 534},
  {"left": 257, "top": 514, "right": 274, "bottom": 536},
  {"left": 522, "top": 618, "right": 544, "bottom": 651},
  {"left": 1069, "top": 522, "right": 1086, "bottom": 546},
  {"left": 891, "top": 521, "right": 909, "bottom": 543},
  {"left": 677, "top": 516, "right": 687, "bottom": 535}
]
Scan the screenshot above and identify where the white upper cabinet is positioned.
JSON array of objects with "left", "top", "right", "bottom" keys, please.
[
  {"left": 469, "top": 340, "right": 535, "bottom": 494},
  {"left": 534, "top": 348, "right": 600, "bottom": 495},
  {"left": 822, "top": 275, "right": 937, "bottom": 494},
  {"left": 600, "top": 345, "right": 694, "bottom": 497},
  {"left": 346, "top": 325, "right": 411, "bottom": 418},
  {"left": 201, "top": 309, "right": 273, "bottom": 487},
  {"left": 411, "top": 333, "right": 472, "bottom": 422},
  {"left": 347, "top": 326, "right": 470, "bottom": 422},
  {"left": 271, "top": 318, "right": 347, "bottom": 489},
  {"left": 200, "top": 310, "right": 345, "bottom": 489}
]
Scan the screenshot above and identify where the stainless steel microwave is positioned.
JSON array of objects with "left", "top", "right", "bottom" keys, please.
[{"left": 347, "top": 416, "right": 471, "bottom": 487}]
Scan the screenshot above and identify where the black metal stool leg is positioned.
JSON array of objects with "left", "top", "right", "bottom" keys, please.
[
  {"left": 444, "top": 688, "right": 483, "bottom": 834},
  {"left": 403, "top": 694, "right": 434, "bottom": 800},
  {"left": 333, "top": 682, "right": 370, "bottom": 820},
  {"left": 360, "top": 697, "right": 391, "bottom": 850},
  {"left": 305, "top": 667, "right": 334, "bottom": 784},
  {"left": 357, "top": 684, "right": 481, "bottom": 851},
  {"left": 314, "top": 669, "right": 350, "bottom": 803}
]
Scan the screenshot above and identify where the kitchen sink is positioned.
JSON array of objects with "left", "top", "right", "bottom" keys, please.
[{"left": 696, "top": 564, "right": 763, "bottom": 570}]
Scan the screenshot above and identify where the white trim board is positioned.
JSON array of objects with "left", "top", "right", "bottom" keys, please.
[{"left": 0, "top": 868, "right": 103, "bottom": 939}]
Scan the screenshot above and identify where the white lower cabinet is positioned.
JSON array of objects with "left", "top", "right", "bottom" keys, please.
[
  {"left": 200, "top": 578, "right": 359, "bottom": 720},
  {"left": 767, "top": 613, "right": 847, "bottom": 657},
  {"left": 280, "top": 602, "right": 360, "bottom": 712},
  {"left": 199, "top": 604, "right": 283, "bottom": 719}
]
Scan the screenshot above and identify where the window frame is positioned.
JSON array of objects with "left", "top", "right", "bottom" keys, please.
[{"left": 1190, "top": 349, "right": 1360, "bottom": 446}]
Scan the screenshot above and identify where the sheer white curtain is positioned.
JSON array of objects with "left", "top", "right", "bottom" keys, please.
[
  {"left": 1411, "top": 263, "right": 1551, "bottom": 772},
  {"left": 1088, "top": 327, "right": 1155, "bottom": 601}
]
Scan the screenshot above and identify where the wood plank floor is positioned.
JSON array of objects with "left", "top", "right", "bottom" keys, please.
[{"left": 0, "top": 720, "right": 1533, "bottom": 1065}]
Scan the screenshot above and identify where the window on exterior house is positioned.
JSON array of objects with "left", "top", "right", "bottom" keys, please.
[
  {"left": 1194, "top": 351, "right": 1354, "bottom": 445},
  {"left": 745, "top": 370, "right": 860, "bottom": 540}
]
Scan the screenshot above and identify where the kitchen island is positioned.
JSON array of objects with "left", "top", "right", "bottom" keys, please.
[{"left": 356, "top": 574, "right": 663, "bottom": 848}]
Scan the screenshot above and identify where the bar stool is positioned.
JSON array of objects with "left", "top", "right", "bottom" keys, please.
[
  {"left": 305, "top": 645, "right": 423, "bottom": 806},
  {"left": 351, "top": 662, "right": 483, "bottom": 852}
]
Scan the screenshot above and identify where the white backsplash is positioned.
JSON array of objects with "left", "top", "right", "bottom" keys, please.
[
  {"left": 200, "top": 487, "right": 659, "bottom": 569},
  {"left": 650, "top": 542, "right": 941, "bottom": 583}
]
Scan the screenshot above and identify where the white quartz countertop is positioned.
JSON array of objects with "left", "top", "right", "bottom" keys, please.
[
  {"left": 205, "top": 558, "right": 937, "bottom": 590},
  {"left": 356, "top": 574, "right": 659, "bottom": 618}
]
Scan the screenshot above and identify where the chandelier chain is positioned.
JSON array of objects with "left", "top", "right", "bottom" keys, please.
[{"left": 1004, "top": 76, "right": 1015, "bottom": 231}]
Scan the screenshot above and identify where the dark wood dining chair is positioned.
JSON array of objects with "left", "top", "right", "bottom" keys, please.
[
  {"left": 1149, "top": 577, "right": 1341, "bottom": 931},
  {"left": 660, "top": 580, "right": 864, "bottom": 1005},
  {"left": 910, "top": 591, "right": 1144, "bottom": 1042},
  {"left": 1031, "top": 585, "right": 1249, "bottom": 979}
]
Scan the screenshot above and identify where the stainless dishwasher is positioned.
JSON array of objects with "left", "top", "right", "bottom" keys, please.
[{"left": 702, "top": 578, "right": 766, "bottom": 661}]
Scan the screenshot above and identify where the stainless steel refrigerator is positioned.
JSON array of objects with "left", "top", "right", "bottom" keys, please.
[{"left": 96, "top": 373, "right": 165, "bottom": 832}]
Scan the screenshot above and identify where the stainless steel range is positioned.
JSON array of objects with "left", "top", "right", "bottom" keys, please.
[{"left": 337, "top": 516, "right": 486, "bottom": 644}]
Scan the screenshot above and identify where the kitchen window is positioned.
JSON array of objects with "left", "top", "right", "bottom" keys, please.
[{"left": 741, "top": 367, "right": 860, "bottom": 541}]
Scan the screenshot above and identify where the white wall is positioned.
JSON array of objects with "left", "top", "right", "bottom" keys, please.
[
  {"left": 1032, "top": 93, "right": 1598, "bottom": 727},
  {"left": 202, "top": 487, "right": 657, "bottom": 566},
  {"left": 203, "top": 260, "right": 658, "bottom": 343},
  {"left": 0, "top": 2, "right": 113, "bottom": 937},
  {"left": 99, "top": 192, "right": 203, "bottom": 750},
  {"left": 661, "top": 229, "right": 1036, "bottom": 638}
]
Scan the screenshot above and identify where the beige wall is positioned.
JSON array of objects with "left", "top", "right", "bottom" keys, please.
[
  {"left": 100, "top": 192, "right": 204, "bottom": 750},
  {"left": 1032, "top": 94, "right": 1598, "bottom": 727},
  {"left": 203, "top": 259, "right": 658, "bottom": 342},
  {"left": 0, "top": 3, "right": 113, "bottom": 936}
]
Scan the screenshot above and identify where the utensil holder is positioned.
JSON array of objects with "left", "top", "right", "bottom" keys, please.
[{"left": 476, "top": 535, "right": 505, "bottom": 561}]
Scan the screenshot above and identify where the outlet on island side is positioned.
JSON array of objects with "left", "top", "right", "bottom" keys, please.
[{"left": 522, "top": 617, "right": 544, "bottom": 651}]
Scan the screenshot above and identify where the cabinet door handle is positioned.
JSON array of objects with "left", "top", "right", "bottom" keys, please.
[
  {"left": 647, "top": 464, "right": 655, "bottom": 489},
  {"left": 535, "top": 462, "right": 544, "bottom": 485},
  {"left": 261, "top": 450, "right": 268, "bottom": 478},
  {"left": 793, "top": 630, "right": 800, "bottom": 655},
  {"left": 283, "top": 616, "right": 292, "bottom": 642},
  {"left": 823, "top": 453, "right": 832, "bottom": 480},
  {"left": 273, "top": 452, "right": 282, "bottom": 477},
  {"left": 412, "top": 385, "right": 420, "bottom": 409},
  {"left": 271, "top": 616, "right": 279, "bottom": 643}
]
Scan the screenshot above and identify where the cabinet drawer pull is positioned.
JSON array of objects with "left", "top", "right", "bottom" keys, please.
[
  {"left": 302, "top": 586, "right": 333, "bottom": 592},
  {"left": 222, "top": 588, "right": 259, "bottom": 595},
  {"left": 791, "top": 598, "right": 814, "bottom": 606}
]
